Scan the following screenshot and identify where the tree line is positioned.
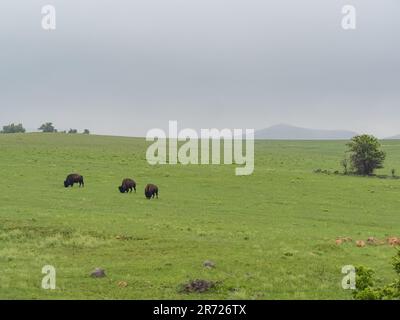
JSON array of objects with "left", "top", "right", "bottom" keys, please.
[{"left": 1, "top": 122, "right": 90, "bottom": 135}]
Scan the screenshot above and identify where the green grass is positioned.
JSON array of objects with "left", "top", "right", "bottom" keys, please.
[{"left": 0, "top": 133, "right": 400, "bottom": 299}]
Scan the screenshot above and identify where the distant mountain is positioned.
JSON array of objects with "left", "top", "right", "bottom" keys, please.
[
  {"left": 385, "top": 135, "right": 400, "bottom": 140},
  {"left": 254, "top": 124, "right": 357, "bottom": 140}
]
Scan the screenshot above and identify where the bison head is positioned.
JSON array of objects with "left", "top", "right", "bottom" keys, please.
[
  {"left": 64, "top": 180, "right": 69, "bottom": 188},
  {"left": 118, "top": 186, "right": 126, "bottom": 193}
]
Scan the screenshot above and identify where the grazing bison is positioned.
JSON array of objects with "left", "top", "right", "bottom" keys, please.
[
  {"left": 64, "top": 174, "right": 84, "bottom": 188},
  {"left": 119, "top": 178, "right": 136, "bottom": 193},
  {"left": 145, "top": 184, "right": 158, "bottom": 199}
]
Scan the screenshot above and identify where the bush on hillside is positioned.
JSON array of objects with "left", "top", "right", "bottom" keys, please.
[
  {"left": 1, "top": 123, "right": 26, "bottom": 134},
  {"left": 345, "top": 135, "right": 386, "bottom": 175},
  {"left": 353, "top": 250, "right": 400, "bottom": 300},
  {"left": 38, "top": 122, "right": 57, "bottom": 133}
]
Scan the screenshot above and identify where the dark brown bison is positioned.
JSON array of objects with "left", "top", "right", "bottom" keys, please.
[
  {"left": 64, "top": 174, "right": 84, "bottom": 188},
  {"left": 119, "top": 178, "right": 136, "bottom": 193},
  {"left": 145, "top": 184, "right": 158, "bottom": 199}
]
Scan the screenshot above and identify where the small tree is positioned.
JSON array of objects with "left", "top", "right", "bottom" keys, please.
[
  {"left": 1, "top": 123, "right": 26, "bottom": 134},
  {"left": 341, "top": 158, "right": 349, "bottom": 175},
  {"left": 346, "top": 135, "right": 386, "bottom": 175},
  {"left": 68, "top": 129, "right": 78, "bottom": 134},
  {"left": 38, "top": 122, "right": 56, "bottom": 133},
  {"left": 83, "top": 129, "right": 90, "bottom": 134}
]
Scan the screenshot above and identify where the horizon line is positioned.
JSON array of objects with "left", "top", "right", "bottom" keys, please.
[{"left": 4, "top": 131, "right": 400, "bottom": 141}]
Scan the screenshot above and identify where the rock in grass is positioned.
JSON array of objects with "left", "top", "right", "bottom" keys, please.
[
  {"left": 356, "top": 240, "right": 366, "bottom": 248},
  {"left": 90, "top": 268, "right": 106, "bottom": 278},
  {"left": 387, "top": 237, "right": 400, "bottom": 246},
  {"left": 182, "top": 279, "right": 215, "bottom": 293},
  {"left": 335, "top": 237, "right": 352, "bottom": 245},
  {"left": 203, "top": 260, "right": 216, "bottom": 268}
]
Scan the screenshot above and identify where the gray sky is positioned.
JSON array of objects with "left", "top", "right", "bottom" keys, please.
[{"left": 0, "top": 0, "right": 399, "bottom": 137}]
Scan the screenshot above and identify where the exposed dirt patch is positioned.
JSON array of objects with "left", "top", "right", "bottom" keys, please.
[
  {"left": 117, "top": 281, "right": 128, "bottom": 288},
  {"left": 115, "top": 235, "right": 147, "bottom": 241}
]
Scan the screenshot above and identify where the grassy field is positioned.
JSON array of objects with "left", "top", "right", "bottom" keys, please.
[{"left": 0, "top": 133, "right": 400, "bottom": 300}]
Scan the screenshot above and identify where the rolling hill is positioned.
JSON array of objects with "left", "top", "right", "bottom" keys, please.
[{"left": 255, "top": 124, "right": 357, "bottom": 140}]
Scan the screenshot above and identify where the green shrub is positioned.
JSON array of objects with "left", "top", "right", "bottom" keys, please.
[{"left": 353, "top": 250, "right": 400, "bottom": 300}]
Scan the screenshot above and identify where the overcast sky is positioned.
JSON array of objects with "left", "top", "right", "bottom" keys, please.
[{"left": 0, "top": 0, "right": 399, "bottom": 137}]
